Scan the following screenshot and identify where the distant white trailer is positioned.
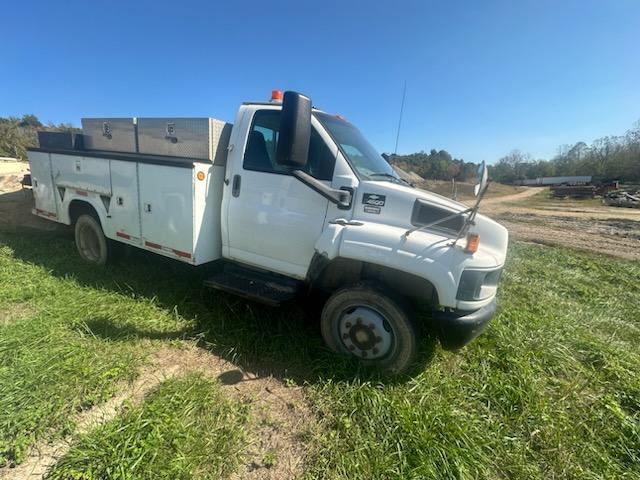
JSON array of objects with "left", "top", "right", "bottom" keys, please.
[
  {"left": 519, "top": 176, "right": 592, "bottom": 186},
  {"left": 540, "top": 176, "right": 591, "bottom": 186}
]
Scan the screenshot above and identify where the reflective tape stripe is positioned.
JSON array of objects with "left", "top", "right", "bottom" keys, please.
[
  {"left": 36, "top": 208, "right": 57, "bottom": 218},
  {"left": 144, "top": 240, "right": 192, "bottom": 260}
]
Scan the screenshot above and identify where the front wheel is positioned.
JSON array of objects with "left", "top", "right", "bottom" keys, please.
[
  {"left": 320, "top": 285, "right": 418, "bottom": 374},
  {"left": 74, "top": 214, "right": 109, "bottom": 266}
]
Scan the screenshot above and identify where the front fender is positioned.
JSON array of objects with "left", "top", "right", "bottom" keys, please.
[{"left": 315, "top": 221, "right": 500, "bottom": 308}]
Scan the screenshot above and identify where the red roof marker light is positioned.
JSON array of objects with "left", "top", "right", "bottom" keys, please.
[{"left": 270, "top": 90, "right": 283, "bottom": 102}]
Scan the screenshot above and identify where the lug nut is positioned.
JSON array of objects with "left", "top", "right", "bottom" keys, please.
[
  {"left": 362, "top": 350, "right": 368, "bottom": 357},
  {"left": 373, "top": 348, "right": 379, "bottom": 355},
  {"left": 342, "top": 333, "right": 349, "bottom": 340},
  {"left": 345, "top": 322, "right": 352, "bottom": 328},
  {"left": 375, "top": 336, "right": 382, "bottom": 343},
  {"left": 349, "top": 345, "right": 355, "bottom": 351}
]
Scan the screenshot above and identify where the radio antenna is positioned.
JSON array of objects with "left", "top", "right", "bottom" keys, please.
[{"left": 394, "top": 80, "right": 407, "bottom": 155}]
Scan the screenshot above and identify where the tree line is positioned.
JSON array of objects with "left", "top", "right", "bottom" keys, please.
[
  {"left": 490, "top": 121, "right": 640, "bottom": 183},
  {"left": 385, "top": 150, "right": 481, "bottom": 182},
  {"left": 387, "top": 121, "right": 639, "bottom": 184},
  {"left": 0, "top": 114, "right": 79, "bottom": 160}
]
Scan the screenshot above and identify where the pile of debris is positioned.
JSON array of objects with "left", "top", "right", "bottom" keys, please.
[
  {"left": 550, "top": 185, "right": 596, "bottom": 199},
  {"left": 603, "top": 189, "right": 640, "bottom": 209}
]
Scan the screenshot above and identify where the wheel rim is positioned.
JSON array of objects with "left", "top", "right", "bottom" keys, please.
[
  {"left": 338, "top": 306, "right": 394, "bottom": 359},
  {"left": 78, "top": 223, "right": 101, "bottom": 262}
]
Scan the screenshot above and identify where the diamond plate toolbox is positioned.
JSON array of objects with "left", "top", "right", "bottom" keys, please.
[
  {"left": 81, "top": 118, "right": 137, "bottom": 153},
  {"left": 136, "top": 118, "right": 232, "bottom": 163}
]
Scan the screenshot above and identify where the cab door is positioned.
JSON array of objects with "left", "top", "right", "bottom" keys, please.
[{"left": 223, "top": 108, "right": 337, "bottom": 279}]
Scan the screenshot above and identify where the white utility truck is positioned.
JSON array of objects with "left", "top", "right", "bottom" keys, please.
[{"left": 27, "top": 90, "right": 508, "bottom": 373}]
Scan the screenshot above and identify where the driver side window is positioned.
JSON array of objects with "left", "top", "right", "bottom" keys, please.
[{"left": 243, "top": 110, "right": 336, "bottom": 181}]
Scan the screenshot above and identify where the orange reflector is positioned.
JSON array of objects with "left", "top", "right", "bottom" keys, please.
[
  {"left": 271, "top": 89, "right": 283, "bottom": 102},
  {"left": 465, "top": 233, "right": 480, "bottom": 253},
  {"left": 196, "top": 171, "right": 205, "bottom": 181}
]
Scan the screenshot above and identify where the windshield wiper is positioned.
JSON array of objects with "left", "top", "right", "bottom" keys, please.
[{"left": 369, "top": 172, "right": 410, "bottom": 186}]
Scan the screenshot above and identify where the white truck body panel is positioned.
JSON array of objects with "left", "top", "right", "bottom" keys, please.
[
  {"left": 29, "top": 151, "right": 58, "bottom": 220},
  {"left": 53, "top": 154, "right": 112, "bottom": 196},
  {"left": 30, "top": 151, "right": 223, "bottom": 266},
  {"left": 139, "top": 163, "right": 194, "bottom": 258},
  {"left": 109, "top": 160, "right": 141, "bottom": 243},
  {"left": 193, "top": 164, "right": 225, "bottom": 264}
]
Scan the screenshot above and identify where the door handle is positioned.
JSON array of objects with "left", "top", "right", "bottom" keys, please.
[{"left": 232, "top": 175, "right": 241, "bottom": 197}]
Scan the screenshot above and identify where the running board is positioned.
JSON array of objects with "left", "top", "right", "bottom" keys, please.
[{"left": 204, "top": 263, "right": 304, "bottom": 306}]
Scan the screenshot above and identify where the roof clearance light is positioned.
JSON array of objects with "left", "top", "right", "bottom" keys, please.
[
  {"left": 465, "top": 233, "right": 480, "bottom": 254},
  {"left": 271, "top": 90, "right": 283, "bottom": 102}
]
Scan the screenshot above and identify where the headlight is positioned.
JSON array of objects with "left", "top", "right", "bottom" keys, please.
[{"left": 456, "top": 268, "right": 502, "bottom": 301}]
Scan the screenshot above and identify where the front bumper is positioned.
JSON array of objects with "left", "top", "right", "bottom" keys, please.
[{"left": 432, "top": 298, "right": 497, "bottom": 350}]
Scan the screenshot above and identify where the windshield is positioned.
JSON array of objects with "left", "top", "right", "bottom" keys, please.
[{"left": 315, "top": 112, "right": 404, "bottom": 183}]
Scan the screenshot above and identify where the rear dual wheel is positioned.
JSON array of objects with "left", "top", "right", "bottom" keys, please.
[{"left": 321, "top": 285, "right": 418, "bottom": 374}]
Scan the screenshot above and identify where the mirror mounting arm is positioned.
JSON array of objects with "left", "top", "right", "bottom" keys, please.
[{"left": 292, "top": 170, "right": 352, "bottom": 209}]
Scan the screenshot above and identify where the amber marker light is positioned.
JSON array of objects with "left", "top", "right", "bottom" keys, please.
[
  {"left": 196, "top": 171, "right": 205, "bottom": 181},
  {"left": 465, "top": 233, "right": 480, "bottom": 253}
]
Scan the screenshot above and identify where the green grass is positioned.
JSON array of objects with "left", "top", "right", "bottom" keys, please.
[
  {"left": 0, "top": 238, "right": 195, "bottom": 466},
  {"left": 48, "top": 374, "right": 248, "bottom": 480},
  {"left": 0, "top": 232, "right": 639, "bottom": 479}
]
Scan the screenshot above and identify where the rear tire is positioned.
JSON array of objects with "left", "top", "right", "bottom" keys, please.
[
  {"left": 321, "top": 285, "right": 418, "bottom": 374},
  {"left": 74, "top": 214, "right": 109, "bottom": 266}
]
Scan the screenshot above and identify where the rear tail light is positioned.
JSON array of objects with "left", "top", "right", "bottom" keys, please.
[{"left": 465, "top": 233, "right": 480, "bottom": 253}]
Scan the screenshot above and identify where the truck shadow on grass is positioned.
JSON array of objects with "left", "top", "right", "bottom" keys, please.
[{"left": 1, "top": 231, "right": 437, "bottom": 384}]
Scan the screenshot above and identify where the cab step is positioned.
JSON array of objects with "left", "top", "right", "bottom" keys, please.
[{"left": 204, "top": 263, "right": 304, "bottom": 306}]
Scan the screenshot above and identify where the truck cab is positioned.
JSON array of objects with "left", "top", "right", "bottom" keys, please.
[{"left": 28, "top": 90, "right": 508, "bottom": 373}]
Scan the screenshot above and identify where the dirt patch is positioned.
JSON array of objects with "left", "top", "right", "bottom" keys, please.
[
  {"left": 0, "top": 189, "right": 64, "bottom": 234},
  {"left": 475, "top": 188, "right": 640, "bottom": 260},
  {"left": 0, "top": 343, "right": 312, "bottom": 480},
  {"left": 496, "top": 216, "right": 640, "bottom": 261},
  {"left": 481, "top": 186, "right": 542, "bottom": 205},
  {"left": 0, "top": 304, "right": 35, "bottom": 327}
]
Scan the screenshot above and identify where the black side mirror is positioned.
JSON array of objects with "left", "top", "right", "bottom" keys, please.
[{"left": 276, "top": 91, "right": 311, "bottom": 168}]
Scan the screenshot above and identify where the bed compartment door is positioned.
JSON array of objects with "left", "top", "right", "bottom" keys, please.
[
  {"left": 138, "top": 164, "right": 194, "bottom": 260},
  {"left": 108, "top": 160, "right": 141, "bottom": 244},
  {"left": 29, "top": 151, "right": 58, "bottom": 219}
]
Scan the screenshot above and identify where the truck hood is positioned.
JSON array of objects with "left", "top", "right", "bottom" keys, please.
[{"left": 350, "top": 180, "right": 509, "bottom": 266}]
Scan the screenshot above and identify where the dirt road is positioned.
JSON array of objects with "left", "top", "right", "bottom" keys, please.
[{"left": 481, "top": 187, "right": 541, "bottom": 205}]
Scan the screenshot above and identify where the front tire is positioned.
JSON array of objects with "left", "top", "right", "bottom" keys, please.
[
  {"left": 74, "top": 214, "right": 109, "bottom": 266},
  {"left": 321, "top": 285, "right": 418, "bottom": 374}
]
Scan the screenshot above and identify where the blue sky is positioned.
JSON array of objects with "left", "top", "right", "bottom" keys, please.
[{"left": 2, "top": 0, "right": 639, "bottom": 164}]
